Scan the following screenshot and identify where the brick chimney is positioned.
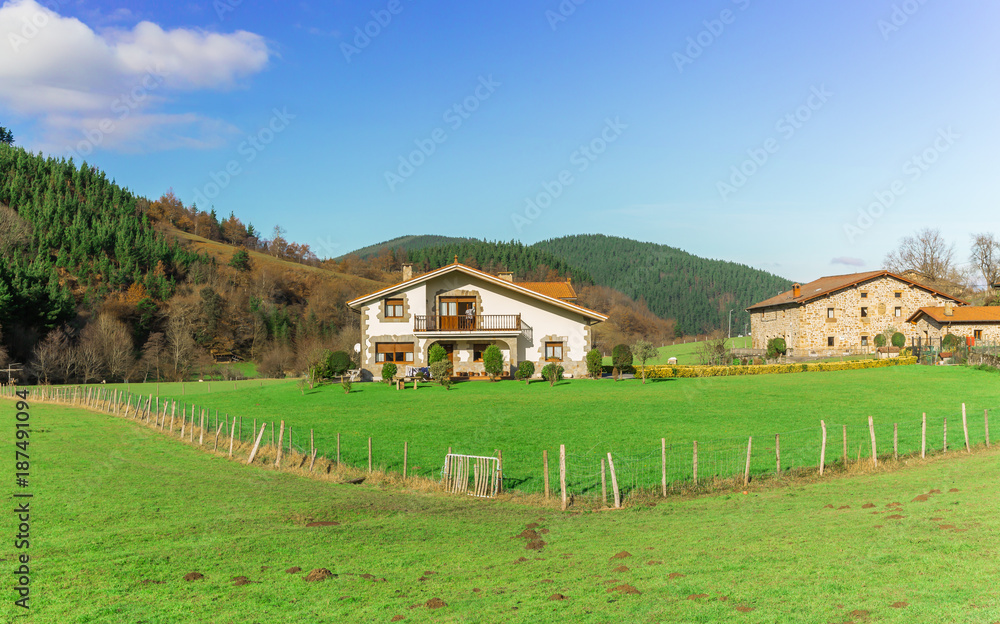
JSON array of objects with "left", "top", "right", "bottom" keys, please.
[
  {"left": 401, "top": 263, "right": 413, "bottom": 282},
  {"left": 792, "top": 283, "right": 801, "bottom": 298},
  {"left": 498, "top": 271, "right": 513, "bottom": 282},
  {"left": 944, "top": 301, "right": 953, "bottom": 316}
]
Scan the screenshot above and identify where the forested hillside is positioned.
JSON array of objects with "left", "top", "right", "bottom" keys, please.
[
  {"left": 339, "top": 235, "right": 478, "bottom": 260},
  {"left": 534, "top": 235, "right": 793, "bottom": 335},
  {"left": 0, "top": 145, "right": 204, "bottom": 357},
  {"left": 395, "top": 240, "right": 593, "bottom": 283}
]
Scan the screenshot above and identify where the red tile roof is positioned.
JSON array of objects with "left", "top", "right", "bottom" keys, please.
[
  {"left": 747, "top": 270, "right": 965, "bottom": 311},
  {"left": 906, "top": 306, "right": 1000, "bottom": 324},
  {"left": 517, "top": 281, "right": 576, "bottom": 300}
]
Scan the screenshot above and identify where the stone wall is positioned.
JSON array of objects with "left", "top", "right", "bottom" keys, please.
[{"left": 911, "top": 318, "right": 1000, "bottom": 344}]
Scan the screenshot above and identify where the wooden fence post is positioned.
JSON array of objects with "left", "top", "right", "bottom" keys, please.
[
  {"left": 246, "top": 423, "right": 267, "bottom": 464},
  {"left": 868, "top": 416, "right": 877, "bottom": 467},
  {"left": 943, "top": 418, "right": 948, "bottom": 453},
  {"left": 893, "top": 423, "right": 898, "bottom": 460},
  {"left": 962, "top": 403, "right": 971, "bottom": 453},
  {"left": 367, "top": 437, "right": 372, "bottom": 473},
  {"left": 775, "top": 433, "right": 781, "bottom": 476},
  {"left": 403, "top": 441, "right": 408, "bottom": 479},
  {"left": 661, "top": 438, "right": 667, "bottom": 497},
  {"left": 274, "top": 421, "right": 285, "bottom": 467},
  {"left": 921, "top": 413, "right": 927, "bottom": 458},
  {"left": 229, "top": 416, "right": 236, "bottom": 458},
  {"left": 743, "top": 436, "right": 753, "bottom": 486},
  {"left": 308, "top": 449, "right": 318, "bottom": 472},
  {"left": 819, "top": 421, "right": 827, "bottom": 476},
  {"left": 693, "top": 441, "right": 698, "bottom": 485},
  {"left": 169, "top": 403, "right": 175, "bottom": 432},
  {"left": 497, "top": 449, "right": 503, "bottom": 494},
  {"left": 607, "top": 452, "right": 621, "bottom": 509},
  {"left": 986, "top": 409, "right": 991, "bottom": 448},
  {"left": 543, "top": 450, "right": 550, "bottom": 499},
  {"left": 559, "top": 444, "right": 567, "bottom": 511},
  {"left": 199, "top": 410, "right": 205, "bottom": 446},
  {"left": 310, "top": 429, "right": 314, "bottom": 457},
  {"left": 214, "top": 417, "right": 222, "bottom": 451}
]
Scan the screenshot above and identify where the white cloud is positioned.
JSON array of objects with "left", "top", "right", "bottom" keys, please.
[{"left": 0, "top": 0, "right": 270, "bottom": 153}]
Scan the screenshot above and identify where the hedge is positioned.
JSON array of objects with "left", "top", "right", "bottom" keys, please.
[{"left": 635, "top": 357, "right": 918, "bottom": 379}]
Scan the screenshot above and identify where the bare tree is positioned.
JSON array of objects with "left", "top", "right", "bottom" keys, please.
[
  {"left": 74, "top": 325, "right": 103, "bottom": 383},
  {"left": 970, "top": 233, "right": 1000, "bottom": 291},
  {"left": 0, "top": 204, "right": 33, "bottom": 254},
  {"left": 93, "top": 314, "right": 134, "bottom": 382},
  {"left": 53, "top": 326, "right": 76, "bottom": 383},
  {"left": 30, "top": 329, "right": 66, "bottom": 384},
  {"left": 139, "top": 332, "right": 165, "bottom": 382},
  {"left": 697, "top": 330, "right": 730, "bottom": 366},
  {"left": 165, "top": 305, "right": 197, "bottom": 381},
  {"left": 883, "top": 228, "right": 955, "bottom": 281}
]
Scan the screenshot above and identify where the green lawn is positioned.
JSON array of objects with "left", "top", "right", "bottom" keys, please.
[
  {"left": 605, "top": 336, "right": 753, "bottom": 366},
  {"left": 73, "top": 365, "right": 1000, "bottom": 498},
  {"left": 4, "top": 397, "right": 1000, "bottom": 623}
]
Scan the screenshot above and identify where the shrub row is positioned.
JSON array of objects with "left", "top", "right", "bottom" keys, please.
[{"left": 636, "top": 357, "right": 918, "bottom": 379}]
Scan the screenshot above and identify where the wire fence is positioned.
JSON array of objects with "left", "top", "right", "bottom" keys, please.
[{"left": 5, "top": 383, "right": 998, "bottom": 506}]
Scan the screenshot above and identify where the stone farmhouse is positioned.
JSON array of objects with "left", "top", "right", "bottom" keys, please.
[
  {"left": 905, "top": 306, "right": 1000, "bottom": 345},
  {"left": 346, "top": 259, "right": 607, "bottom": 380},
  {"left": 747, "top": 270, "right": 966, "bottom": 355}
]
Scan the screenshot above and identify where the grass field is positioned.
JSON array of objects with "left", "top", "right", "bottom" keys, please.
[
  {"left": 603, "top": 336, "right": 753, "bottom": 366},
  {"left": 76, "top": 366, "right": 1000, "bottom": 498},
  {"left": 4, "top": 395, "right": 1000, "bottom": 622}
]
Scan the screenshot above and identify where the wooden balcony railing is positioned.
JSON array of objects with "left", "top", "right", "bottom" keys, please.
[{"left": 414, "top": 314, "right": 521, "bottom": 332}]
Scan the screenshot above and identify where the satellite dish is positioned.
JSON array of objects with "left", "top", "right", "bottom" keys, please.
[{"left": 354, "top": 343, "right": 361, "bottom": 353}]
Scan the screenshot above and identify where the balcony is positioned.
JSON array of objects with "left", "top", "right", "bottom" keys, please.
[{"left": 414, "top": 314, "right": 521, "bottom": 333}]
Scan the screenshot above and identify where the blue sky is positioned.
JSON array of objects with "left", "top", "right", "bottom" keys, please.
[{"left": 2, "top": 0, "right": 999, "bottom": 282}]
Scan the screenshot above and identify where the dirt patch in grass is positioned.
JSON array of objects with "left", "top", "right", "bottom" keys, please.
[
  {"left": 140, "top": 579, "right": 164, "bottom": 585},
  {"left": 608, "top": 585, "right": 640, "bottom": 595},
  {"left": 540, "top": 528, "right": 550, "bottom": 534},
  {"left": 549, "top": 593, "right": 568, "bottom": 601},
  {"left": 525, "top": 523, "right": 539, "bottom": 529},
  {"left": 735, "top": 606, "right": 754, "bottom": 613},
  {"left": 928, "top": 489, "right": 941, "bottom": 494},
  {"left": 937, "top": 525, "right": 956, "bottom": 530},
  {"left": 886, "top": 502, "right": 902, "bottom": 508},
  {"left": 425, "top": 598, "right": 447, "bottom": 609},
  {"left": 891, "top": 602, "right": 908, "bottom": 608},
  {"left": 647, "top": 560, "right": 663, "bottom": 566},
  {"left": 612, "top": 565, "right": 629, "bottom": 573},
  {"left": 514, "top": 529, "right": 539, "bottom": 541},
  {"left": 183, "top": 572, "right": 204, "bottom": 581},
  {"left": 849, "top": 609, "right": 870, "bottom": 619},
  {"left": 305, "top": 568, "right": 334, "bottom": 582},
  {"left": 862, "top": 503, "right": 875, "bottom": 509},
  {"left": 824, "top": 504, "right": 834, "bottom": 509},
  {"left": 525, "top": 539, "right": 546, "bottom": 551},
  {"left": 610, "top": 551, "right": 632, "bottom": 560},
  {"left": 949, "top": 488, "right": 959, "bottom": 493},
  {"left": 930, "top": 517, "right": 943, "bottom": 521},
  {"left": 391, "top": 616, "right": 405, "bottom": 622},
  {"left": 285, "top": 567, "right": 301, "bottom": 574},
  {"left": 306, "top": 521, "right": 340, "bottom": 527},
  {"left": 360, "top": 573, "right": 386, "bottom": 582},
  {"left": 687, "top": 593, "right": 709, "bottom": 600},
  {"left": 423, "top": 571, "right": 436, "bottom": 576},
  {"left": 912, "top": 494, "right": 929, "bottom": 502},
  {"left": 232, "top": 576, "right": 251, "bottom": 586},
  {"left": 513, "top": 557, "right": 529, "bottom": 564},
  {"left": 838, "top": 505, "right": 851, "bottom": 510},
  {"left": 668, "top": 573, "right": 686, "bottom": 579},
  {"left": 887, "top": 514, "right": 905, "bottom": 520}
]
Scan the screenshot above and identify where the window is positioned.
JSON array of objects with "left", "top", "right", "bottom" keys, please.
[
  {"left": 894, "top": 307, "right": 901, "bottom": 317},
  {"left": 544, "top": 342, "right": 563, "bottom": 361},
  {"left": 860, "top": 307, "right": 868, "bottom": 318},
  {"left": 861, "top": 335, "right": 868, "bottom": 347},
  {"left": 827, "top": 308, "right": 835, "bottom": 319},
  {"left": 827, "top": 337, "right": 835, "bottom": 347},
  {"left": 895, "top": 292, "right": 902, "bottom": 298},
  {"left": 975, "top": 330, "right": 983, "bottom": 340},
  {"left": 375, "top": 343, "right": 414, "bottom": 363},
  {"left": 385, "top": 298, "right": 404, "bottom": 319},
  {"left": 473, "top": 343, "right": 489, "bottom": 362},
  {"left": 860, "top": 292, "right": 868, "bottom": 299}
]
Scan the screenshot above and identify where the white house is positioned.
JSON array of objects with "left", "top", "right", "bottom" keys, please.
[{"left": 346, "top": 259, "right": 608, "bottom": 380}]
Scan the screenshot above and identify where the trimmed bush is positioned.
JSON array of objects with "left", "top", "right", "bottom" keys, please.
[
  {"left": 429, "top": 344, "right": 447, "bottom": 365},
  {"left": 874, "top": 334, "right": 887, "bottom": 348},
  {"left": 515, "top": 361, "right": 535, "bottom": 385},
  {"left": 612, "top": 344, "right": 632, "bottom": 379},
  {"left": 766, "top": 337, "right": 787, "bottom": 360},
  {"left": 541, "top": 363, "right": 564, "bottom": 386},
  {"left": 381, "top": 362, "right": 397, "bottom": 384},
  {"left": 942, "top": 333, "right": 961, "bottom": 350},
  {"left": 586, "top": 349, "right": 603, "bottom": 379},
  {"left": 634, "top": 356, "right": 917, "bottom": 379},
  {"left": 891, "top": 332, "right": 906, "bottom": 349},
  {"left": 482, "top": 345, "right": 504, "bottom": 381}
]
